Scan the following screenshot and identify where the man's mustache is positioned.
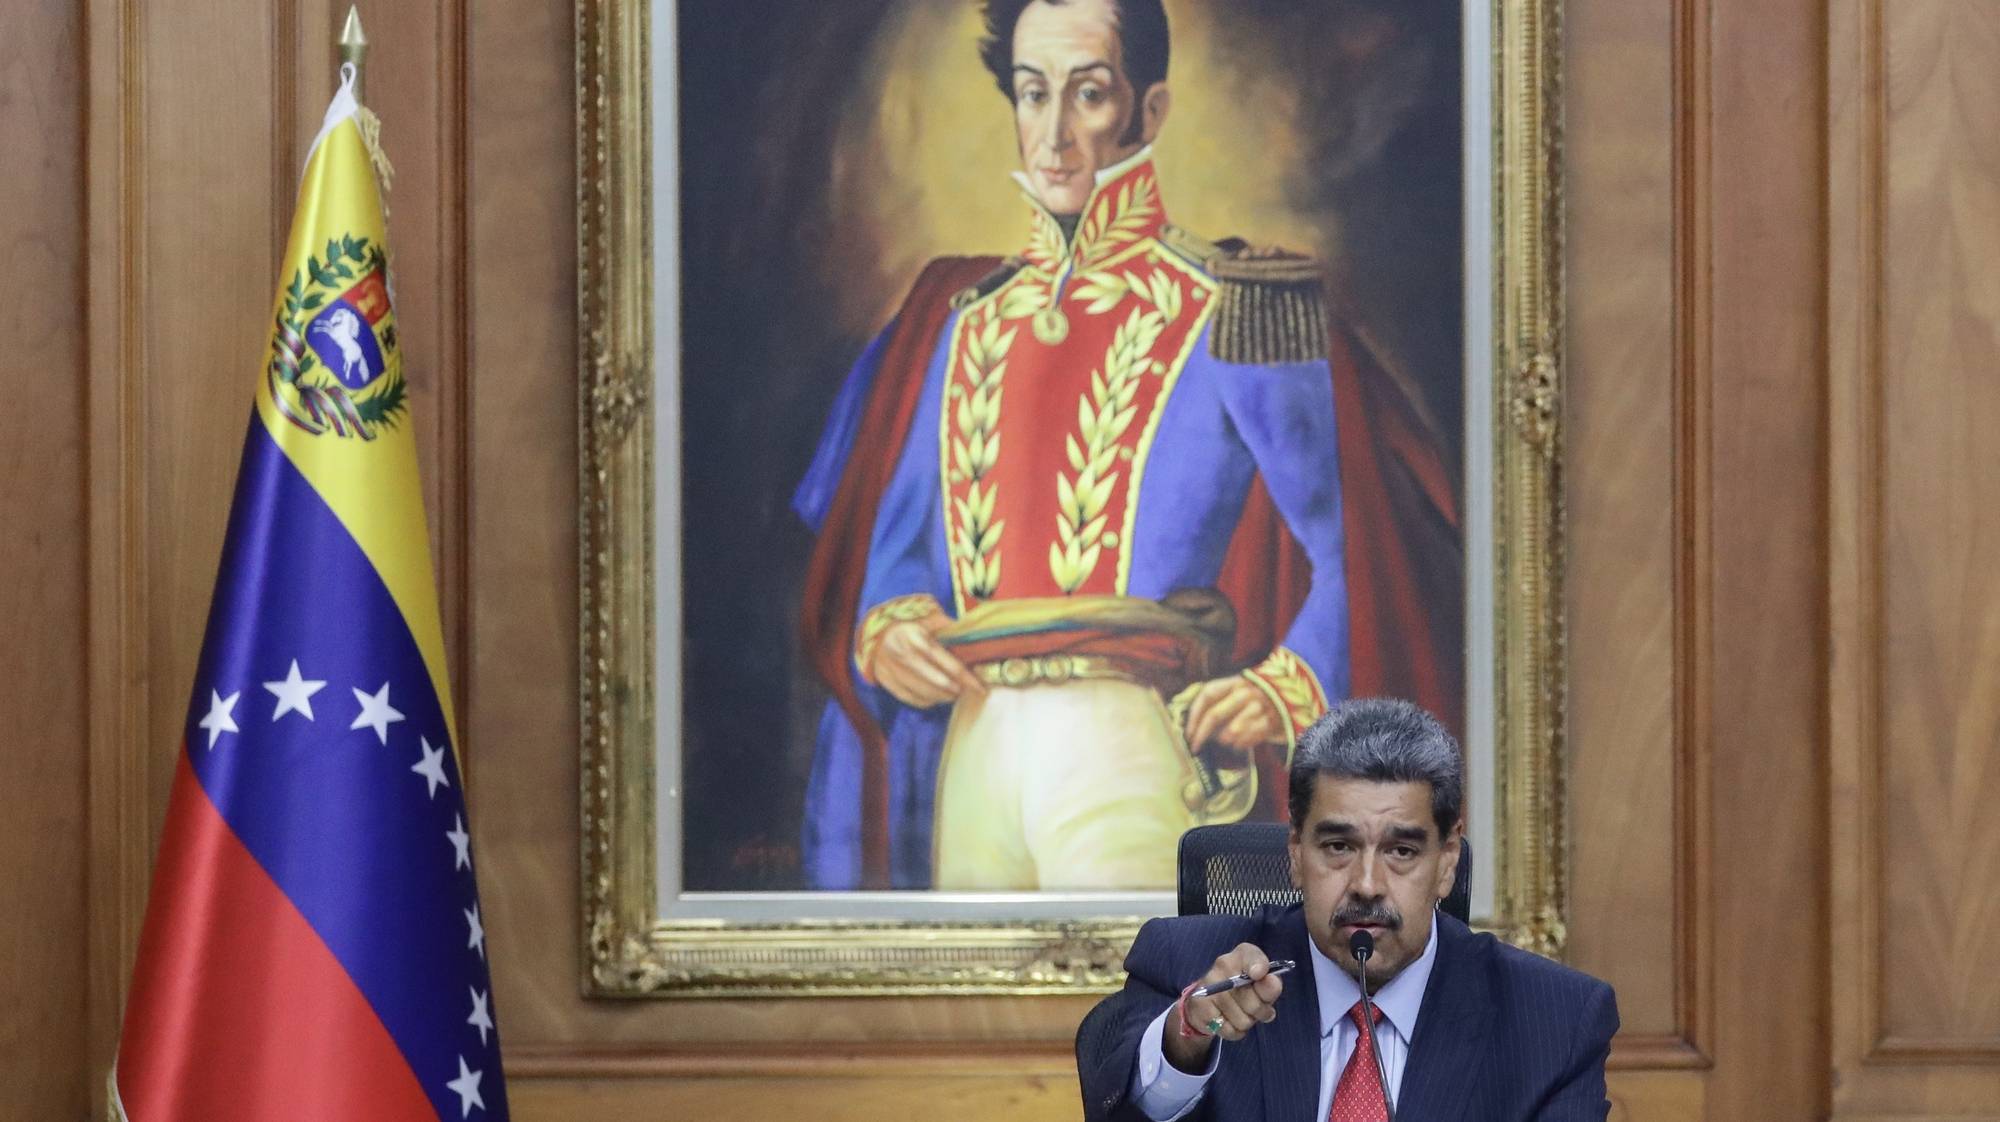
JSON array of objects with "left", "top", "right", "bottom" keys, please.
[{"left": 1332, "top": 901, "right": 1402, "bottom": 929}]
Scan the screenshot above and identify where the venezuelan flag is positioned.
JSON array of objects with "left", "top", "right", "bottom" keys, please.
[{"left": 113, "top": 69, "right": 508, "bottom": 1121}]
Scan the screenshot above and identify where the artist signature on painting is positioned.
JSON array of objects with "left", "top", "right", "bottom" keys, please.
[{"left": 730, "top": 835, "right": 801, "bottom": 885}]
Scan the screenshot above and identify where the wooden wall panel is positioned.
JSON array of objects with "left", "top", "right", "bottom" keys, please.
[
  {"left": 1830, "top": 0, "right": 2000, "bottom": 1114},
  {"left": 1874, "top": 0, "right": 2000, "bottom": 1052},
  {"left": 83, "top": 0, "right": 153, "bottom": 1097},
  {"left": 0, "top": 2, "right": 90, "bottom": 1117},
  {"left": 1701, "top": 0, "right": 1830, "bottom": 1117},
  {"left": 463, "top": 0, "right": 592, "bottom": 1048},
  {"left": 1566, "top": 0, "right": 1688, "bottom": 1050},
  {"left": 1569, "top": 2, "right": 1829, "bottom": 1119}
]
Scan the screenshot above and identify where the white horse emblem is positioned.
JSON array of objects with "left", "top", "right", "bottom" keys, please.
[{"left": 310, "top": 307, "right": 373, "bottom": 387}]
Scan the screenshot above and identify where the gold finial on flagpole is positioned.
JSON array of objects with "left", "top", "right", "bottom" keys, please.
[
  {"left": 336, "top": 4, "right": 394, "bottom": 198},
  {"left": 338, "top": 6, "right": 368, "bottom": 100}
]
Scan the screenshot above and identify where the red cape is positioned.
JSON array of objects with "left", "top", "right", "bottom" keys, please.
[{"left": 801, "top": 257, "right": 1463, "bottom": 887}]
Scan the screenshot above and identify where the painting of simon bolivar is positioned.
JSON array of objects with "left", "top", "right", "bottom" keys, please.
[{"left": 673, "top": 0, "right": 1465, "bottom": 895}]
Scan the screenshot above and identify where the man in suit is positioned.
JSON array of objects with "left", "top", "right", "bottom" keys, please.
[{"left": 1076, "top": 699, "right": 1618, "bottom": 1121}]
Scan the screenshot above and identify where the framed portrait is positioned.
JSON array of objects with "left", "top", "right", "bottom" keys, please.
[{"left": 578, "top": 0, "right": 1565, "bottom": 996}]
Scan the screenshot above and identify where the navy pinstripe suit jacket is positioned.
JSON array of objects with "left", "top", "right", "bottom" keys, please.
[{"left": 1076, "top": 907, "right": 1617, "bottom": 1122}]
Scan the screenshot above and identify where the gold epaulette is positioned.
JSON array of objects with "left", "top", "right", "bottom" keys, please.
[
  {"left": 949, "top": 257, "right": 1029, "bottom": 310},
  {"left": 1163, "top": 225, "right": 1328, "bottom": 366}
]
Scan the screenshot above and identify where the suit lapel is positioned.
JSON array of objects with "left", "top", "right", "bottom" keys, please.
[
  {"left": 1393, "top": 915, "right": 1493, "bottom": 1122},
  {"left": 1257, "top": 907, "right": 1323, "bottom": 1122}
]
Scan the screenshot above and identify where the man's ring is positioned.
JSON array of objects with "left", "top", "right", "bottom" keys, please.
[{"left": 1206, "top": 1017, "right": 1224, "bottom": 1035}]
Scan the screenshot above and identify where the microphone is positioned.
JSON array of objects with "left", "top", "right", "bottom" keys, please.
[{"left": 1348, "top": 930, "right": 1397, "bottom": 1122}]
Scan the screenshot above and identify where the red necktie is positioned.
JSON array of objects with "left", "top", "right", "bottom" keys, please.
[{"left": 1328, "top": 1001, "right": 1389, "bottom": 1122}]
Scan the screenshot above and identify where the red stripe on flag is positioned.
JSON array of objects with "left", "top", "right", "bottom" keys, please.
[{"left": 116, "top": 749, "right": 436, "bottom": 1121}]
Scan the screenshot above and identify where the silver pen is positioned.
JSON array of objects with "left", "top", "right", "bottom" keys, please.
[{"left": 1190, "top": 959, "right": 1297, "bottom": 998}]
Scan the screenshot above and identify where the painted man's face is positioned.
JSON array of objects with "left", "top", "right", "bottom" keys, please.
[
  {"left": 1288, "top": 776, "right": 1461, "bottom": 990},
  {"left": 1009, "top": 0, "right": 1163, "bottom": 217}
]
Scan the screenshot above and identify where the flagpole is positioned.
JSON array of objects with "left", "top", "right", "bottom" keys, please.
[{"left": 339, "top": 6, "right": 367, "bottom": 100}]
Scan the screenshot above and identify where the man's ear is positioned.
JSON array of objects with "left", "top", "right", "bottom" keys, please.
[
  {"left": 1140, "top": 82, "right": 1171, "bottom": 144},
  {"left": 1287, "top": 827, "right": 1305, "bottom": 891}
]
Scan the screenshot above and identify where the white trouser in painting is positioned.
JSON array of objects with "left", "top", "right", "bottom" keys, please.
[{"left": 932, "top": 678, "right": 1199, "bottom": 891}]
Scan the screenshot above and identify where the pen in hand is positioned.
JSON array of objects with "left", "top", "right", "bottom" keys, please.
[{"left": 1190, "top": 959, "right": 1297, "bottom": 998}]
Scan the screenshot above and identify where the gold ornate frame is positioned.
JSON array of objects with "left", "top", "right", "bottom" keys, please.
[{"left": 577, "top": 0, "right": 1567, "bottom": 997}]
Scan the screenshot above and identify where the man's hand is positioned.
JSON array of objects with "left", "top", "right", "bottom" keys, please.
[
  {"left": 865, "top": 618, "right": 987, "bottom": 709},
  {"left": 1161, "top": 943, "right": 1287, "bottom": 1074},
  {"left": 1168, "top": 944, "right": 1288, "bottom": 1064},
  {"left": 1183, "top": 676, "right": 1284, "bottom": 760}
]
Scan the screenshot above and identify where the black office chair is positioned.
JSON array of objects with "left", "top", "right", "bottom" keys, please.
[{"left": 1176, "top": 821, "right": 1473, "bottom": 924}]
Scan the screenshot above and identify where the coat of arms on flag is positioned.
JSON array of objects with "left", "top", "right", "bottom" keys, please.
[
  {"left": 112, "top": 60, "right": 508, "bottom": 1121},
  {"left": 268, "top": 230, "right": 407, "bottom": 439},
  {"left": 303, "top": 251, "right": 392, "bottom": 389}
]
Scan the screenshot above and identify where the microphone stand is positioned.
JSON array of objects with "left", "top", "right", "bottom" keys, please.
[{"left": 1350, "top": 933, "right": 1397, "bottom": 1122}]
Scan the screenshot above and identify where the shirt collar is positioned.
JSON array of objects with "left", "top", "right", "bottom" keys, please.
[{"left": 1308, "top": 915, "right": 1440, "bottom": 1043}]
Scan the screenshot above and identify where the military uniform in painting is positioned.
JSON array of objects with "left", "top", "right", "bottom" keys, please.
[{"left": 796, "top": 149, "right": 1458, "bottom": 891}]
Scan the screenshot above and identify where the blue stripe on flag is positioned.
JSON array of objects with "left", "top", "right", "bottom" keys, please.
[{"left": 184, "top": 417, "right": 507, "bottom": 1120}]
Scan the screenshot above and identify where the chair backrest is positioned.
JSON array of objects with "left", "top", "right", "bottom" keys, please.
[{"left": 1176, "top": 822, "right": 1473, "bottom": 925}]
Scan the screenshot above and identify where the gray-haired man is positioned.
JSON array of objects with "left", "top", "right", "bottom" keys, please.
[{"left": 1076, "top": 699, "right": 1618, "bottom": 1121}]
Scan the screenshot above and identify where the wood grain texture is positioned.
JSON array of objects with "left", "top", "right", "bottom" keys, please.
[
  {"left": 1702, "top": 0, "right": 1830, "bottom": 1117},
  {"left": 1877, "top": 0, "right": 2000, "bottom": 1053},
  {"left": 1606, "top": 1070, "right": 1706, "bottom": 1121},
  {"left": 0, "top": 1, "right": 90, "bottom": 1116},
  {"left": 1568, "top": 4, "right": 1829, "bottom": 1115},
  {"left": 1829, "top": 0, "right": 2000, "bottom": 1114},
  {"left": 1564, "top": 0, "right": 1688, "bottom": 1046},
  {"left": 83, "top": 0, "right": 154, "bottom": 1101},
  {"left": 508, "top": 1070, "right": 1081, "bottom": 1121}
]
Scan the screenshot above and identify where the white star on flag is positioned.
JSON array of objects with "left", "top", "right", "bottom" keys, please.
[
  {"left": 197, "top": 690, "right": 241, "bottom": 750},
  {"left": 263, "top": 659, "right": 326, "bottom": 722},
  {"left": 445, "top": 1055, "right": 485, "bottom": 1117},
  {"left": 465, "top": 902, "right": 485, "bottom": 960},
  {"left": 412, "top": 736, "right": 451, "bottom": 798},
  {"left": 467, "top": 986, "right": 494, "bottom": 1046},
  {"left": 447, "top": 814, "right": 472, "bottom": 871},
  {"left": 350, "top": 682, "right": 405, "bottom": 745}
]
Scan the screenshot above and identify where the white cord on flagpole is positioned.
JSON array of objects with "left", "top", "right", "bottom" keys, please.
[{"left": 304, "top": 63, "right": 362, "bottom": 171}]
